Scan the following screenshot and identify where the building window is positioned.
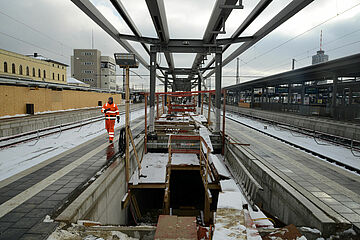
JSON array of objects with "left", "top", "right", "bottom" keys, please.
[
  {"left": 43, "top": 70, "right": 46, "bottom": 79},
  {"left": 32, "top": 68, "right": 35, "bottom": 77},
  {"left": 82, "top": 62, "right": 94, "bottom": 65},
  {"left": 26, "top": 66, "right": 29, "bottom": 76},
  {"left": 12, "top": 63, "right": 16, "bottom": 74},
  {"left": 38, "top": 69, "right": 41, "bottom": 78},
  {"left": 58, "top": 74, "right": 59, "bottom": 80},
  {"left": 52, "top": 72, "right": 55, "bottom": 80},
  {"left": 82, "top": 52, "right": 94, "bottom": 56},
  {"left": 82, "top": 70, "right": 94, "bottom": 74},
  {"left": 19, "top": 65, "right": 23, "bottom": 75},
  {"left": 82, "top": 78, "right": 93, "bottom": 82},
  {"left": 3, "top": 62, "right": 7, "bottom": 73},
  {"left": 101, "top": 62, "right": 108, "bottom": 68},
  {"left": 62, "top": 75, "right": 64, "bottom": 81}
]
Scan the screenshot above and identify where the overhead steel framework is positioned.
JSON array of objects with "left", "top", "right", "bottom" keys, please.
[{"left": 71, "top": 0, "right": 314, "bottom": 133}]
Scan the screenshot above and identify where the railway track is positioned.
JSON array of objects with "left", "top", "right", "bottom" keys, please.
[
  {"left": 0, "top": 105, "right": 145, "bottom": 149},
  {"left": 225, "top": 109, "right": 360, "bottom": 174}
]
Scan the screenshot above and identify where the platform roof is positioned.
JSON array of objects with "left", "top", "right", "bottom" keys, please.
[{"left": 224, "top": 53, "right": 360, "bottom": 91}]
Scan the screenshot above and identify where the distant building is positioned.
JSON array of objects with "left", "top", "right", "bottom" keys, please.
[
  {"left": 100, "top": 56, "right": 116, "bottom": 90},
  {"left": 71, "top": 49, "right": 117, "bottom": 90},
  {"left": 312, "top": 31, "right": 329, "bottom": 65},
  {"left": 0, "top": 49, "right": 67, "bottom": 83},
  {"left": 312, "top": 50, "right": 329, "bottom": 65},
  {"left": 71, "top": 49, "right": 101, "bottom": 88}
]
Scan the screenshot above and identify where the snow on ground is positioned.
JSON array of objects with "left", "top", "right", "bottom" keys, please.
[
  {"left": 226, "top": 112, "right": 360, "bottom": 171},
  {"left": 0, "top": 108, "right": 145, "bottom": 182},
  {"left": 210, "top": 154, "right": 231, "bottom": 178},
  {"left": 191, "top": 115, "right": 208, "bottom": 124},
  {"left": 213, "top": 155, "right": 271, "bottom": 240},
  {"left": 129, "top": 153, "right": 168, "bottom": 184},
  {"left": 171, "top": 153, "right": 199, "bottom": 165},
  {"left": 47, "top": 223, "right": 138, "bottom": 240},
  {"left": 199, "top": 126, "right": 214, "bottom": 152},
  {"left": 0, "top": 113, "right": 27, "bottom": 119}
]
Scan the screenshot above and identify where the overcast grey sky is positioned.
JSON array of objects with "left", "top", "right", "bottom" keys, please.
[{"left": 0, "top": 0, "right": 360, "bottom": 90}]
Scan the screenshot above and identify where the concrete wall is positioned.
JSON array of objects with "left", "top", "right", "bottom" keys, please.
[
  {"left": 0, "top": 85, "right": 121, "bottom": 117},
  {"left": 226, "top": 105, "right": 360, "bottom": 142},
  {"left": 0, "top": 107, "right": 102, "bottom": 137},
  {"left": 56, "top": 136, "right": 145, "bottom": 225},
  {"left": 225, "top": 142, "right": 349, "bottom": 236}
]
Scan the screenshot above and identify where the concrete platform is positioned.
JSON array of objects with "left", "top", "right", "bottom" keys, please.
[
  {"left": 226, "top": 105, "right": 360, "bottom": 142},
  {"left": 225, "top": 116, "right": 360, "bottom": 236},
  {"left": 0, "top": 117, "right": 144, "bottom": 240}
]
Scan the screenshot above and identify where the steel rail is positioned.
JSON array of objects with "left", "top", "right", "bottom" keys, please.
[
  {"left": 0, "top": 106, "right": 145, "bottom": 149},
  {"left": 225, "top": 108, "right": 360, "bottom": 174}
]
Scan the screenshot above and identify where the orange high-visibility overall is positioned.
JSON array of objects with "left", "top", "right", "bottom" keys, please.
[{"left": 101, "top": 102, "right": 119, "bottom": 141}]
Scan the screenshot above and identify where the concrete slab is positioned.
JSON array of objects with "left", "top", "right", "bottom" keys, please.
[
  {"left": 225, "top": 117, "right": 360, "bottom": 235},
  {"left": 0, "top": 116, "right": 145, "bottom": 239}
]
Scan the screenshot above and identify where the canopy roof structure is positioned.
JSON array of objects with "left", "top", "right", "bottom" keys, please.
[{"left": 71, "top": 0, "right": 314, "bottom": 91}]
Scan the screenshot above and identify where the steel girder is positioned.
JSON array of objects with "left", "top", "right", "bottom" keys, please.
[
  {"left": 145, "top": 0, "right": 176, "bottom": 84},
  {"left": 205, "top": 0, "right": 314, "bottom": 78},
  {"left": 202, "top": 0, "right": 273, "bottom": 72},
  {"left": 110, "top": 0, "right": 168, "bottom": 79},
  {"left": 71, "top": 0, "right": 148, "bottom": 68},
  {"left": 188, "top": 0, "right": 238, "bottom": 82},
  {"left": 110, "top": 0, "right": 150, "bottom": 55}
]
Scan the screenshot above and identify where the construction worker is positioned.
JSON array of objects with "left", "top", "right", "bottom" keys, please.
[{"left": 101, "top": 97, "right": 120, "bottom": 143}]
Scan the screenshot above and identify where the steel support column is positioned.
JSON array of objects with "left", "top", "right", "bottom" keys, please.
[
  {"left": 261, "top": 87, "right": 265, "bottom": 103},
  {"left": 251, "top": 87, "right": 255, "bottom": 108},
  {"left": 266, "top": 87, "right": 269, "bottom": 103},
  {"left": 315, "top": 80, "right": 319, "bottom": 104},
  {"left": 164, "top": 72, "right": 168, "bottom": 106},
  {"left": 301, "top": 83, "right": 306, "bottom": 105},
  {"left": 198, "top": 78, "right": 201, "bottom": 108},
  {"left": 150, "top": 50, "right": 157, "bottom": 132},
  {"left": 215, "top": 52, "right": 222, "bottom": 133},
  {"left": 288, "top": 82, "right": 291, "bottom": 106},
  {"left": 331, "top": 74, "right": 338, "bottom": 118}
]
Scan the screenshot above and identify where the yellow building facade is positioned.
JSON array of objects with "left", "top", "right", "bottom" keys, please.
[
  {"left": 0, "top": 49, "right": 67, "bottom": 83},
  {"left": 0, "top": 85, "right": 122, "bottom": 116}
]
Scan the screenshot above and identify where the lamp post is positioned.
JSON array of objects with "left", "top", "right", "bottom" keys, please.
[{"left": 114, "top": 53, "right": 139, "bottom": 186}]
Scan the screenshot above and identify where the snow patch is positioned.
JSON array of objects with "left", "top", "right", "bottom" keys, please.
[
  {"left": 0, "top": 109, "right": 145, "bottom": 182},
  {"left": 300, "top": 226, "right": 321, "bottom": 234},
  {"left": 43, "top": 215, "right": 54, "bottom": 222}
]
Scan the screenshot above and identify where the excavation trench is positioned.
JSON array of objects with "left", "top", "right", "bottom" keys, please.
[{"left": 54, "top": 132, "right": 351, "bottom": 238}]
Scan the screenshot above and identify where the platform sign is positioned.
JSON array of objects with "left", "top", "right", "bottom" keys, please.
[
  {"left": 306, "top": 87, "right": 318, "bottom": 94},
  {"left": 275, "top": 87, "right": 288, "bottom": 94}
]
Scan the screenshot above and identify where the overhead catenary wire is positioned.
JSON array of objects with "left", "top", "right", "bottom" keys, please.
[
  {"left": 263, "top": 39, "right": 360, "bottom": 74},
  {"left": 261, "top": 27, "right": 360, "bottom": 73},
  {"left": 0, "top": 9, "right": 73, "bottom": 51},
  {"left": 240, "top": 2, "right": 360, "bottom": 67},
  {"left": 0, "top": 31, "right": 68, "bottom": 60}
]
